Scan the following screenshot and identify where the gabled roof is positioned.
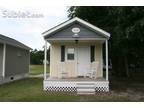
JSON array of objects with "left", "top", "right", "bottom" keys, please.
[
  {"left": 42, "top": 17, "right": 110, "bottom": 39},
  {"left": 0, "top": 34, "right": 32, "bottom": 50}
]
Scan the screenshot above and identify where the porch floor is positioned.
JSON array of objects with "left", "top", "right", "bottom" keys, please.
[{"left": 45, "top": 77, "right": 106, "bottom": 82}]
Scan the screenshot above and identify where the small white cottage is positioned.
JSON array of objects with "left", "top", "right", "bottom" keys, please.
[{"left": 42, "top": 17, "right": 110, "bottom": 94}]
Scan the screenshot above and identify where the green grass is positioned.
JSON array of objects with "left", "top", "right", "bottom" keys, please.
[
  {"left": 0, "top": 78, "right": 128, "bottom": 102},
  {"left": 0, "top": 77, "right": 144, "bottom": 102},
  {"left": 1, "top": 66, "right": 144, "bottom": 101},
  {"left": 30, "top": 65, "right": 49, "bottom": 75}
]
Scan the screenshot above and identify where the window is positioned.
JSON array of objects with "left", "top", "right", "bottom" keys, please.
[
  {"left": 17, "top": 51, "right": 22, "bottom": 57},
  {"left": 67, "top": 48, "right": 75, "bottom": 60},
  {"left": 61, "top": 45, "right": 65, "bottom": 62},
  {"left": 90, "top": 45, "right": 95, "bottom": 62}
]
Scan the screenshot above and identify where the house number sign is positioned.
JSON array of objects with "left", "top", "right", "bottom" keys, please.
[{"left": 72, "top": 27, "right": 80, "bottom": 33}]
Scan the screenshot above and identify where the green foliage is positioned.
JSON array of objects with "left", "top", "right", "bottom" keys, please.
[
  {"left": 30, "top": 48, "right": 50, "bottom": 65},
  {"left": 68, "top": 6, "right": 144, "bottom": 77}
]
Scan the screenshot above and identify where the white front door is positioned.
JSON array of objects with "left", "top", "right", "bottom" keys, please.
[{"left": 77, "top": 46, "right": 90, "bottom": 76}]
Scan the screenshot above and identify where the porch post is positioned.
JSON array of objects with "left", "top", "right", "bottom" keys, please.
[
  {"left": 105, "top": 39, "right": 108, "bottom": 81},
  {"left": 44, "top": 40, "right": 47, "bottom": 80}
]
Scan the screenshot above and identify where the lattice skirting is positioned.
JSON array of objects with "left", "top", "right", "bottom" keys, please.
[
  {"left": 95, "top": 82, "right": 109, "bottom": 92},
  {"left": 45, "top": 86, "right": 77, "bottom": 92},
  {"left": 95, "top": 87, "right": 109, "bottom": 92},
  {"left": 44, "top": 81, "right": 109, "bottom": 93}
]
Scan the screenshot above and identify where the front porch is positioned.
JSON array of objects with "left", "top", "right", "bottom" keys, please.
[
  {"left": 43, "top": 40, "right": 109, "bottom": 94},
  {"left": 43, "top": 77, "right": 109, "bottom": 94},
  {"left": 43, "top": 39, "right": 109, "bottom": 94}
]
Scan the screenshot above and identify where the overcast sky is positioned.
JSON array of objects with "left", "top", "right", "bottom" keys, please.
[{"left": 0, "top": 0, "right": 68, "bottom": 50}]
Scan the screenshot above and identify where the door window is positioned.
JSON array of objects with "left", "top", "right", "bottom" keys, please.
[{"left": 67, "top": 48, "right": 75, "bottom": 60}]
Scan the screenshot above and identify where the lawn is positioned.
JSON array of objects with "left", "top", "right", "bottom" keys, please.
[
  {"left": 0, "top": 77, "right": 144, "bottom": 102},
  {"left": 30, "top": 65, "right": 49, "bottom": 75},
  {"left": 0, "top": 65, "right": 144, "bottom": 101}
]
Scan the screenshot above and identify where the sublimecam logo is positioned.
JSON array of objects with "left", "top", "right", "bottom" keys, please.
[{"left": 1, "top": 9, "right": 44, "bottom": 18}]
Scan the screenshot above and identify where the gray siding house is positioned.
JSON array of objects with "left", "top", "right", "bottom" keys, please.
[{"left": 0, "top": 34, "right": 31, "bottom": 84}]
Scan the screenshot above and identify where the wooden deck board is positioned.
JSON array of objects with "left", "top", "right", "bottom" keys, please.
[{"left": 45, "top": 77, "right": 106, "bottom": 81}]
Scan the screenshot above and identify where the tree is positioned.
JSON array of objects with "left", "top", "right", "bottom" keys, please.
[
  {"left": 68, "top": 6, "right": 144, "bottom": 77},
  {"left": 30, "top": 48, "right": 50, "bottom": 65}
]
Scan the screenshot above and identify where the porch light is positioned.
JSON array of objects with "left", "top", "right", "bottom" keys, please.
[
  {"left": 72, "top": 27, "right": 80, "bottom": 44},
  {"left": 75, "top": 39, "right": 79, "bottom": 44},
  {"left": 73, "top": 33, "right": 79, "bottom": 44}
]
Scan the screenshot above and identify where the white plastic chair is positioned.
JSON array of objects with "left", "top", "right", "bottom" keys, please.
[{"left": 88, "top": 61, "right": 99, "bottom": 79}]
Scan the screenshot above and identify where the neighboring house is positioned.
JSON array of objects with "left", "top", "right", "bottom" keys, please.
[
  {"left": 0, "top": 34, "right": 31, "bottom": 84},
  {"left": 42, "top": 17, "right": 110, "bottom": 94}
]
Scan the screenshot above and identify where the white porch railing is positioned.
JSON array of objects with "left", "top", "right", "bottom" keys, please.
[{"left": 43, "top": 79, "right": 109, "bottom": 93}]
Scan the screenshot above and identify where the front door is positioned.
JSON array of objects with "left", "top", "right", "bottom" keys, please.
[{"left": 77, "top": 46, "right": 90, "bottom": 77}]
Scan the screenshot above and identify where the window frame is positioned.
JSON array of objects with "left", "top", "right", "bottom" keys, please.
[{"left": 67, "top": 47, "right": 75, "bottom": 61}]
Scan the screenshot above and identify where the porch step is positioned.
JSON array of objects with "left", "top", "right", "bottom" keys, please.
[{"left": 76, "top": 82, "right": 95, "bottom": 95}]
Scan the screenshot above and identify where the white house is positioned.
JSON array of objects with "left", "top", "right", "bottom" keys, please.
[{"left": 42, "top": 17, "right": 110, "bottom": 94}]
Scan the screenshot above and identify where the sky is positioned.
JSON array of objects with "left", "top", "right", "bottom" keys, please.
[
  {"left": 0, "top": 0, "right": 68, "bottom": 50},
  {"left": 0, "top": 0, "right": 141, "bottom": 50}
]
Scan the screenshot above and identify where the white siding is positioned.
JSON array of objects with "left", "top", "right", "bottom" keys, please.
[{"left": 50, "top": 41, "right": 104, "bottom": 78}]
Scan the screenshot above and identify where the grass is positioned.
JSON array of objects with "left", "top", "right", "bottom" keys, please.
[
  {"left": 0, "top": 78, "right": 128, "bottom": 101},
  {"left": 0, "top": 65, "right": 144, "bottom": 101},
  {"left": 0, "top": 77, "right": 144, "bottom": 102},
  {"left": 30, "top": 65, "right": 49, "bottom": 75}
]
